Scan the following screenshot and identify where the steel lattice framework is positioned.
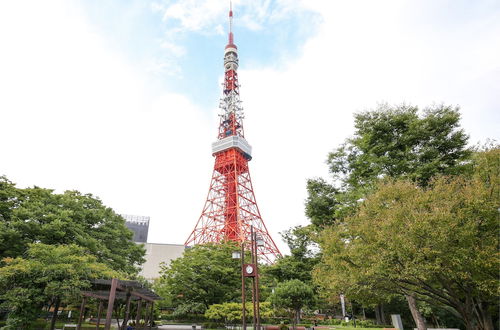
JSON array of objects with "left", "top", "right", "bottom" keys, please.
[{"left": 185, "top": 5, "right": 281, "bottom": 263}]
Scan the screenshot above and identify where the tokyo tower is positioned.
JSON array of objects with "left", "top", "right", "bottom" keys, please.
[{"left": 185, "top": 4, "right": 281, "bottom": 263}]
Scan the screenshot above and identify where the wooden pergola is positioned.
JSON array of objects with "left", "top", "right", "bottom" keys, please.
[{"left": 78, "top": 278, "right": 162, "bottom": 330}]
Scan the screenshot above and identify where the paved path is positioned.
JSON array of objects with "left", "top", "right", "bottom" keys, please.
[{"left": 158, "top": 325, "right": 203, "bottom": 330}]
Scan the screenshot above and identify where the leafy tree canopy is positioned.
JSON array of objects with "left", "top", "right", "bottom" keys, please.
[
  {"left": 330, "top": 103, "right": 471, "bottom": 188},
  {"left": 0, "top": 243, "right": 118, "bottom": 329},
  {"left": 305, "top": 178, "right": 339, "bottom": 227},
  {"left": 270, "top": 279, "right": 314, "bottom": 323},
  {"left": 305, "top": 104, "right": 472, "bottom": 227},
  {"left": 314, "top": 148, "right": 500, "bottom": 330},
  {"left": 156, "top": 242, "right": 241, "bottom": 314},
  {"left": 0, "top": 177, "right": 145, "bottom": 274},
  {"left": 264, "top": 226, "right": 319, "bottom": 285}
]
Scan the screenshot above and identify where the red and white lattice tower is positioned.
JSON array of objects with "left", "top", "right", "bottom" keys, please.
[{"left": 185, "top": 4, "right": 281, "bottom": 263}]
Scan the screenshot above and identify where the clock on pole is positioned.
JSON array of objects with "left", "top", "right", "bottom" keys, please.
[{"left": 243, "top": 263, "right": 256, "bottom": 277}]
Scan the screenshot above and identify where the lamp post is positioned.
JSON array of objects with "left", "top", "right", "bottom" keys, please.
[
  {"left": 250, "top": 227, "right": 257, "bottom": 330},
  {"left": 233, "top": 243, "right": 246, "bottom": 330},
  {"left": 237, "top": 225, "right": 263, "bottom": 330},
  {"left": 253, "top": 228, "right": 264, "bottom": 330}
]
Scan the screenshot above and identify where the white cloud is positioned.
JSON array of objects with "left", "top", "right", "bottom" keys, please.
[
  {"left": 154, "top": 0, "right": 310, "bottom": 34},
  {"left": 160, "top": 0, "right": 227, "bottom": 32},
  {"left": 160, "top": 40, "right": 186, "bottom": 57},
  {"left": 215, "top": 24, "right": 225, "bottom": 35},
  {"left": 150, "top": 0, "right": 315, "bottom": 81},
  {"left": 1, "top": 0, "right": 498, "bottom": 256},
  {"left": 146, "top": 58, "right": 183, "bottom": 76},
  {"left": 237, "top": 0, "right": 500, "bottom": 248},
  {"left": 0, "top": 0, "right": 213, "bottom": 247}
]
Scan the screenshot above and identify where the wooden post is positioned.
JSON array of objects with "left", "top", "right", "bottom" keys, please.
[
  {"left": 136, "top": 299, "right": 143, "bottom": 325},
  {"left": 96, "top": 300, "right": 103, "bottom": 330},
  {"left": 149, "top": 302, "right": 154, "bottom": 330},
  {"left": 77, "top": 297, "right": 87, "bottom": 330},
  {"left": 105, "top": 278, "right": 118, "bottom": 330},
  {"left": 241, "top": 242, "right": 246, "bottom": 330},
  {"left": 144, "top": 302, "right": 151, "bottom": 327},
  {"left": 122, "top": 292, "right": 132, "bottom": 330}
]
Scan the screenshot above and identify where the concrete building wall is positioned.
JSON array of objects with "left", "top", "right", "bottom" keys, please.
[{"left": 139, "top": 243, "right": 186, "bottom": 280}]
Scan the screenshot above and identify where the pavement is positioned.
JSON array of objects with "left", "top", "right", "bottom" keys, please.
[{"left": 158, "top": 325, "right": 203, "bottom": 330}]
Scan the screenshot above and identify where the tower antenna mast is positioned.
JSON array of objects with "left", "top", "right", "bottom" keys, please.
[{"left": 229, "top": 0, "right": 233, "bottom": 44}]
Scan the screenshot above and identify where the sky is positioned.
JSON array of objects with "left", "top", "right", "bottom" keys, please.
[{"left": 1, "top": 0, "right": 499, "bottom": 254}]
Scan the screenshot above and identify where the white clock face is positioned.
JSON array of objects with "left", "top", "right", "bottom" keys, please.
[{"left": 245, "top": 265, "right": 254, "bottom": 274}]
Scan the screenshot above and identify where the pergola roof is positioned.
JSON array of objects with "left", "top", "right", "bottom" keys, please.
[{"left": 82, "top": 279, "right": 162, "bottom": 302}]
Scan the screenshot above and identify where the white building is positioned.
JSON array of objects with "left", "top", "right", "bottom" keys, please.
[
  {"left": 139, "top": 243, "right": 186, "bottom": 280},
  {"left": 121, "top": 214, "right": 186, "bottom": 280}
]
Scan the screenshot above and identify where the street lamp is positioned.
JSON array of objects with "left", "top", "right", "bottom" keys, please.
[
  {"left": 256, "top": 235, "right": 265, "bottom": 248},
  {"left": 233, "top": 243, "right": 246, "bottom": 330},
  {"left": 232, "top": 251, "right": 241, "bottom": 259}
]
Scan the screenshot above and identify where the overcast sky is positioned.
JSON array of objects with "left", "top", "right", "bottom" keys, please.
[{"left": 1, "top": 0, "right": 499, "bottom": 254}]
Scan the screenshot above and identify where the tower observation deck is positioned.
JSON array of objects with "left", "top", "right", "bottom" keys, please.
[{"left": 185, "top": 3, "right": 281, "bottom": 263}]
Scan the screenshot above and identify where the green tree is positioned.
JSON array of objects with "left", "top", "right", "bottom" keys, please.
[
  {"left": 329, "top": 104, "right": 471, "bottom": 188},
  {"left": 264, "top": 226, "right": 319, "bottom": 285},
  {"left": 305, "top": 179, "right": 339, "bottom": 227},
  {"left": 261, "top": 226, "right": 320, "bottom": 312},
  {"left": 155, "top": 242, "right": 241, "bottom": 315},
  {"left": 307, "top": 104, "right": 473, "bottom": 326},
  {"left": 315, "top": 148, "right": 500, "bottom": 330},
  {"left": 152, "top": 277, "right": 174, "bottom": 311},
  {"left": 0, "top": 243, "right": 118, "bottom": 329},
  {"left": 270, "top": 279, "right": 314, "bottom": 325},
  {"left": 0, "top": 176, "right": 23, "bottom": 258},
  {"left": 0, "top": 177, "right": 145, "bottom": 274},
  {"left": 306, "top": 104, "right": 472, "bottom": 228}
]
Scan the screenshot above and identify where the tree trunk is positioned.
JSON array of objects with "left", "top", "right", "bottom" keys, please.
[
  {"left": 456, "top": 298, "right": 475, "bottom": 330},
  {"left": 406, "top": 294, "right": 426, "bottom": 330},
  {"left": 461, "top": 315, "right": 475, "bottom": 330},
  {"left": 50, "top": 297, "right": 60, "bottom": 330},
  {"left": 431, "top": 314, "right": 440, "bottom": 328},
  {"left": 375, "top": 305, "right": 381, "bottom": 325},
  {"left": 295, "top": 308, "right": 301, "bottom": 326},
  {"left": 380, "top": 304, "right": 386, "bottom": 324},
  {"left": 475, "top": 301, "right": 494, "bottom": 330}
]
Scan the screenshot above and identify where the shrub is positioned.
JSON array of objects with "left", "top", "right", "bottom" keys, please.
[
  {"left": 279, "top": 323, "right": 289, "bottom": 330},
  {"left": 349, "top": 319, "right": 393, "bottom": 328},
  {"left": 160, "top": 314, "right": 175, "bottom": 321},
  {"left": 319, "top": 318, "right": 342, "bottom": 325}
]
